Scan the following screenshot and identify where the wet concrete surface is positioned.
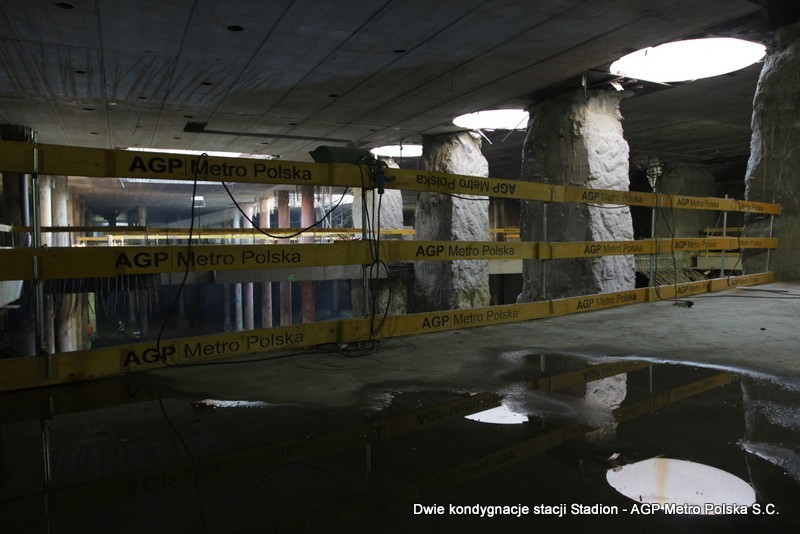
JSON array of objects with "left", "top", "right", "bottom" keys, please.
[{"left": 1, "top": 283, "right": 799, "bottom": 532}]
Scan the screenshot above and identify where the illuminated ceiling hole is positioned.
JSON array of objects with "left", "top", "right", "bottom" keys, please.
[
  {"left": 609, "top": 38, "right": 766, "bottom": 83},
  {"left": 607, "top": 458, "right": 756, "bottom": 513},
  {"left": 465, "top": 404, "right": 528, "bottom": 425},
  {"left": 452, "top": 109, "right": 529, "bottom": 130},
  {"left": 370, "top": 144, "right": 423, "bottom": 158}
]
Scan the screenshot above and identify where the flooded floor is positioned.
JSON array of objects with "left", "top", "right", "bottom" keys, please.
[{"left": 1, "top": 350, "right": 798, "bottom": 533}]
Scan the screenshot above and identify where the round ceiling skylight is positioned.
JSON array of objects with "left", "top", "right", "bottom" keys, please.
[
  {"left": 370, "top": 144, "right": 423, "bottom": 158},
  {"left": 453, "top": 109, "right": 529, "bottom": 130},
  {"left": 609, "top": 38, "right": 766, "bottom": 84}
]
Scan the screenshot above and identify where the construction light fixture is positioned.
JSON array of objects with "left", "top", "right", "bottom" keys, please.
[
  {"left": 609, "top": 38, "right": 766, "bottom": 83},
  {"left": 369, "top": 144, "right": 423, "bottom": 158},
  {"left": 452, "top": 109, "right": 529, "bottom": 130},
  {"left": 192, "top": 195, "right": 205, "bottom": 208},
  {"left": 607, "top": 457, "right": 756, "bottom": 512}
]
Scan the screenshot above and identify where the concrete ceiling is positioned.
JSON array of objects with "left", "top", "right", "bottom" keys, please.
[{"left": 1, "top": 0, "right": 798, "bottom": 220}]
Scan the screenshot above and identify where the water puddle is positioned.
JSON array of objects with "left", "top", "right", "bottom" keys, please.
[{"left": 0, "top": 353, "right": 798, "bottom": 532}]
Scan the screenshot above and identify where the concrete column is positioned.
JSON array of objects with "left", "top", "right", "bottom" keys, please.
[
  {"left": 277, "top": 190, "right": 292, "bottom": 325},
  {"left": 0, "top": 125, "right": 34, "bottom": 356},
  {"left": 518, "top": 90, "right": 635, "bottom": 302},
  {"left": 136, "top": 205, "right": 149, "bottom": 337},
  {"left": 222, "top": 284, "right": 232, "bottom": 332},
  {"left": 657, "top": 163, "right": 716, "bottom": 238},
  {"left": 300, "top": 186, "right": 316, "bottom": 323},
  {"left": 52, "top": 176, "right": 75, "bottom": 352},
  {"left": 232, "top": 214, "right": 243, "bottom": 331},
  {"left": 743, "top": 22, "right": 800, "bottom": 279},
  {"left": 243, "top": 204, "right": 255, "bottom": 331},
  {"left": 352, "top": 158, "right": 407, "bottom": 317},
  {"left": 258, "top": 196, "right": 273, "bottom": 328},
  {"left": 0, "top": 124, "right": 32, "bottom": 247},
  {"left": 37, "top": 176, "right": 56, "bottom": 354},
  {"left": 415, "top": 132, "right": 490, "bottom": 311}
]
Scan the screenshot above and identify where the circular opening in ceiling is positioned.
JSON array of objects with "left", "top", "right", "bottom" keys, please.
[
  {"left": 607, "top": 457, "right": 756, "bottom": 513},
  {"left": 73, "top": 69, "right": 86, "bottom": 74},
  {"left": 465, "top": 404, "right": 528, "bottom": 425},
  {"left": 55, "top": 2, "right": 74, "bottom": 9},
  {"left": 452, "top": 109, "right": 529, "bottom": 130},
  {"left": 227, "top": 25, "right": 244, "bottom": 32},
  {"left": 328, "top": 94, "right": 339, "bottom": 98},
  {"left": 370, "top": 144, "right": 423, "bottom": 158},
  {"left": 89, "top": 131, "right": 99, "bottom": 135},
  {"left": 201, "top": 81, "right": 212, "bottom": 86},
  {"left": 82, "top": 107, "right": 94, "bottom": 111},
  {"left": 393, "top": 49, "right": 406, "bottom": 54},
  {"left": 609, "top": 38, "right": 766, "bottom": 83}
]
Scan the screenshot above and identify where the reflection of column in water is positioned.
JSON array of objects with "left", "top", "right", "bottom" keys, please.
[
  {"left": 740, "top": 378, "right": 800, "bottom": 521},
  {"left": 584, "top": 370, "right": 628, "bottom": 442}
]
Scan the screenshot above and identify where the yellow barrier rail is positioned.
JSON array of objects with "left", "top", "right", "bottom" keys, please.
[
  {"left": 0, "top": 272, "right": 772, "bottom": 392},
  {"left": 0, "top": 140, "right": 781, "bottom": 214},
  {"left": 0, "top": 238, "right": 778, "bottom": 281}
]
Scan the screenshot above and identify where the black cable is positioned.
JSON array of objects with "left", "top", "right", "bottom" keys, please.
[
  {"left": 444, "top": 193, "right": 490, "bottom": 201},
  {"left": 156, "top": 154, "right": 205, "bottom": 368},
  {"left": 220, "top": 181, "right": 350, "bottom": 240},
  {"left": 152, "top": 153, "right": 208, "bottom": 534}
]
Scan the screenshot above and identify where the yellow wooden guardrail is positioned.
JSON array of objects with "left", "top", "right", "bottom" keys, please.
[
  {"left": 0, "top": 140, "right": 781, "bottom": 214},
  {"left": 0, "top": 237, "right": 779, "bottom": 281},
  {"left": 0, "top": 272, "right": 772, "bottom": 392}
]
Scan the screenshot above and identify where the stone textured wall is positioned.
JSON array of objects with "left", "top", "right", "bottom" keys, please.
[
  {"left": 518, "top": 90, "right": 635, "bottom": 302},
  {"left": 415, "top": 132, "right": 490, "bottom": 310},
  {"left": 744, "top": 22, "right": 800, "bottom": 279}
]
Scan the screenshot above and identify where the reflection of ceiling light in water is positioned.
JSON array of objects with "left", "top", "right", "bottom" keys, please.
[
  {"left": 370, "top": 144, "right": 423, "bottom": 158},
  {"left": 452, "top": 109, "right": 529, "bottom": 130},
  {"left": 609, "top": 38, "right": 766, "bottom": 83},
  {"left": 607, "top": 458, "right": 756, "bottom": 513},
  {"left": 465, "top": 404, "right": 528, "bottom": 425}
]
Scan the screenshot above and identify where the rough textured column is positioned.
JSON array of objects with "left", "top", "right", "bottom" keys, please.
[
  {"left": 258, "top": 197, "right": 273, "bottom": 327},
  {"left": 518, "top": 90, "right": 635, "bottom": 302},
  {"left": 232, "top": 214, "right": 243, "bottom": 331},
  {"left": 277, "top": 190, "right": 292, "bottom": 325},
  {"left": 300, "top": 186, "right": 316, "bottom": 323},
  {"left": 415, "top": 132, "right": 490, "bottom": 311},
  {"left": 351, "top": 157, "right": 407, "bottom": 316},
  {"left": 52, "top": 176, "right": 75, "bottom": 352},
  {"left": 242, "top": 204, "right": 255, "bottom": 331},
  {"left": 743, "top": 22, "right": 800, "bottom": 279}
]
